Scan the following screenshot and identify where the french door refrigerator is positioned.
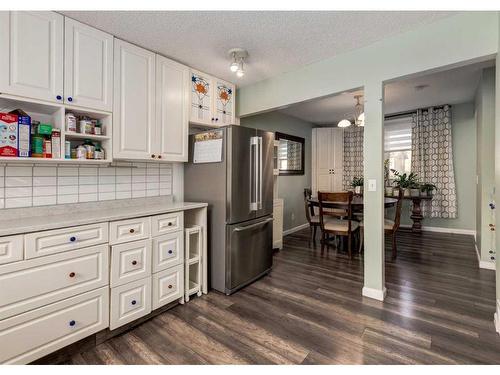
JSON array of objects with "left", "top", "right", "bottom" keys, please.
[{"left": 185, "top": 125, "right": 274, "bottom": 295}]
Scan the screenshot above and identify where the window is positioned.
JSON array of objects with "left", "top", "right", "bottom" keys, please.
[{"left": 384, "top": 117, "right": 412, "bottom": 179}]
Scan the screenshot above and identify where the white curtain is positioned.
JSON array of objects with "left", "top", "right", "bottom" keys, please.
[
  {"left": 343, "top": 127, "right": 364, "bottom": 190},
  {"left": 411, "top": 105, "right": 457, "bottom": 218}
]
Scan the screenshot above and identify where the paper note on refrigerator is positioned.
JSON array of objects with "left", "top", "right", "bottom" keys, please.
[{"left": 193, "top": 130, "right": 223, "bottom": 163}]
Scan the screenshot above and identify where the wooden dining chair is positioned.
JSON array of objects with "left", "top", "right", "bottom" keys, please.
[
  {"left": 358, "top": 188, "right": 404, "bottom": 259},
  {"left": 304, "top": 188, "right": 320, "bottom": 243},
  {"left": 318, "top": 191, "right": 359, "bottom": 259}
]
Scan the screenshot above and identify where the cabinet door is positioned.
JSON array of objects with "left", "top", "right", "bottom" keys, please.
[
  {"left": 155, "top": 55, "right": 189, "bottom": 161},
  {"left": 212, "top": 78, "right": 235, "bottom": 126},
  {"left": 0, "top": 11, "right": 63, "bottom": 103},
  {"left": 113, "top": 39, "right": 156, "bottom": 160},
  {"left": 332, "top": 128, "right": 344, "bottom": 191},
  {"left": 315, "top": 128, "right": 333, "bottom": 193},
  {"left": 190, "top": 70, "right": 213, "bottom": 125},
  {"left": 64, "top": 18, "right": 113, "bottom": 111}
]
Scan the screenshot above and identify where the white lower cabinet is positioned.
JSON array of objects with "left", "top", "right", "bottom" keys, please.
[
  {"left": 0, "top": 235, "right": 23, "bottom": 265},
  {"left": 153, "top": 232, "right": 183, "bottom": 273},
  {"left": 0, "top": 287, "right": 109, "bottom": 365},
  {"left": 0, "top": 207, "right": 200, "bottom": 364},
  {"left": 0, "top": 244, "right": 109, "bottom": 320},
  {"left": 152, "top": 264, "right": 183, "bottom": 310},
  {"left": 110, "top": 276, "right": 152, "bottom": 330},
  {"left": 110, "top": 239, "right": 152, "bottom": 287}
]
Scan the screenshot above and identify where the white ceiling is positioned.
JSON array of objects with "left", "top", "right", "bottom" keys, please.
[
  {"left": 60, "top": 11, "right": 455, "bottom": 87},
  {"left": 279, "top": 60, "right": 495, "bottom": 125}
]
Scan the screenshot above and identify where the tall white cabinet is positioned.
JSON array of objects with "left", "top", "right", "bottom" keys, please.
[
  {"left": 312, "top": 127, "right": 344, "bottom": 195},
  {"left": 113, "top": 39, "right": 189, "bottom": 162},
  {"left": 64, "top": 18, "right": 114, "bottom": 111},
  {"left": 0, "top": 11, "right": 64, "bottom": 104},
  {"left": 113, "top": 39, "right": 156, "bottom": 160},
  {"left": 155, "top": 55, "right": 190, "bottom": 162}
]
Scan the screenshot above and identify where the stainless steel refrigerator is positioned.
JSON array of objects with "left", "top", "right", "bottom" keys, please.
[{"left": 185, "top": 125, "right": 274, "bottom": 295}]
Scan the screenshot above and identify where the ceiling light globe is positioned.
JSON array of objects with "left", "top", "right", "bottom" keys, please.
[
  {"left": 337, "top": 119, "right": 351, "bottom": 128},
  {"left": 230, "top": 62, "right": 239, "bottom": 72},
  {"left": 236, "top": 69, "right": 245, "bottom": 78}
]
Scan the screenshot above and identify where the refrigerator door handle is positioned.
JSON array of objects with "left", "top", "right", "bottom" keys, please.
[
  {"left": 258, "top": 136, "right": 263, "bottom": 209},
  {"left": 250, "top": 136, "right": 259, "bottom": 211},
  {"left": 233, "top": 218, "right": 274, "bottom": 232}
]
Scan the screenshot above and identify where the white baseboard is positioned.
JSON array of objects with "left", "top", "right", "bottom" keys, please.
[
  {"left": 362, "top": 286, "right": 387, "bottom": 301},
  {"left": 400, "top": 224, "right": 476, "bottom": 236},
  {"left": 283, "top": 223, "right": 309, "bottom": 236},
  {"left": 474, "top": 242, "right": 496, "bottom": 270},
  {"left": 495, "top": 300, "right": 500, "bottom": 335}
]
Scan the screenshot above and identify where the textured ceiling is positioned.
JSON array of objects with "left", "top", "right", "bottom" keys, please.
[
  {"left": 280, "top": 60, "right": 495, "bottom": 125},
  {"left": 60, "top": 11, "right": 456, "bottom": 87}
]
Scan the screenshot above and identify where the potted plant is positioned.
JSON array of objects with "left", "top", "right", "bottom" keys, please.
[
  {"left": 410, "top": 181, "right": 421, "bottom": 197},
  {"left": 391, "top": 170, "right": 419, "bottom": 197},
  {"left": 420, "top": 183, "right": 437, "bottom": 197},
  {"left": 351, "top": 176, "right": 364, "bottom": 195}
]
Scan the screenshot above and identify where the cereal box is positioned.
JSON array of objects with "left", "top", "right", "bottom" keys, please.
[{"left": 0, "top": 113, "right": 18, "bottom": 157}]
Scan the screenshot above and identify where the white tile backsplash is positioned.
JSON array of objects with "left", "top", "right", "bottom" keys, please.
[{"left": 0, "top": 163, "right": 173, "bottom": 209}]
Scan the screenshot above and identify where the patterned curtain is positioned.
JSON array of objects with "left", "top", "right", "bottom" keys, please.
[
  {"left": 411, "top": 105, "right": 457, "bottom": 218},
  {"left": 343, "top": 127, "right": 364, "bottom": 190}
]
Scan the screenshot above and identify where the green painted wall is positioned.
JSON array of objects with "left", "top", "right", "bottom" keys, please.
[
  {"left": 240, "top": 111, "right": 314, "bottom": 231},
  {"left": 475, "top": 68, "right": 496, "bottom": 262},
  {"left": 394, "top": 103, "right": 477, "bottom": 231}
]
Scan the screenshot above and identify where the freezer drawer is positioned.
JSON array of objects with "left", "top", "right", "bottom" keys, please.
[{"left": 225, "top": 216, "right": 273, "bottom": 294}]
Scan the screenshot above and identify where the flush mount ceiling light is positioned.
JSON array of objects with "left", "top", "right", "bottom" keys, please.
[
  {"left": 337, "top": 95, "right": 365, "bottom": 128},
  {"left": 228, "top": 48, "right": 248, "bottom": 78}
]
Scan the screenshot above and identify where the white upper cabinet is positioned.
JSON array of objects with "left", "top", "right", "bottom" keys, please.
[
  {"left": 190, "top": 70, "right": 235, "bottom": 127},
  {"left": 0, "top": 11, "right": 64, "bottom": 103},
  {"left": 113, "top": 38, "right": 156, "bottom": 160},
  {"left": 64, "top": 18, "right": 113, "bottom": 111},
  {"left": 155, "top": 55, "right": 189, "bottom": 162},
  {"left": 213, "top": 77, "right": 235, "bottom": 127}
]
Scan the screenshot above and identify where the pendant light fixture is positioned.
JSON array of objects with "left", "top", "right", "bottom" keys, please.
[
  {"left": 228, "top": 48, "right": 248, "bottom": 78},
  {"left": 337, "top": 95, "right": 365, "bottom": 128}
]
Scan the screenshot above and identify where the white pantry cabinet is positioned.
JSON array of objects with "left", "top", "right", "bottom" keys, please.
[
  {"left": 113, "top": 38, "right": 156, "bottom": 160},
  {"left": 0, "top": 11, "right": 64, "bottom": 104},
  {"left": 155, "top": 55, "right": 190, "bottom": 162},
  {"left": 190, "top": 69, "right": 235, "bottom": 127},
  {"left": 312, "top": 127, "right": 344, "bottom": 194},
  {"left": 64, "top": 18, "right": 113, "bottom": 111}
]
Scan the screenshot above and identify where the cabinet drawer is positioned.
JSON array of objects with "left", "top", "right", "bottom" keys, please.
[
  {"left": 0, "top": 235, "right": 23, "bottom": 265},
  {"left": 152, "top": 212, "right": 183, "bottom": 237},
  {"left": 109, "top": 217, "right": 151, "bottom": 245},
  {"left": 110, "top": 277, "right": 151, "bottom": 330},
  {"left": 0, "top": 287, "right": 109, "bottom": 365},
  {"left": 152, "top": 264, "right": 183, "bottom": 310},
  {"left": 152, "top": 232, "right": 183, "bottom": 273},
  {"left": 0, "top": 245, "right": 109, "bottom": 320},
  {"left": 25, "top": 223, "right": 108, "bottom": 259},
  {"left": 111, "top": 239, "right": 152, "bottom": 287}
]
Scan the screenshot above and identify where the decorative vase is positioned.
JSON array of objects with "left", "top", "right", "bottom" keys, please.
[{"left": 354, "top": 186, "right": 363, "bottom": 195}]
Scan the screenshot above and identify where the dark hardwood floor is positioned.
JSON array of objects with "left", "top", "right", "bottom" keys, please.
[{"left": 47, "top": 229, "right": 500, "bottom": 364}]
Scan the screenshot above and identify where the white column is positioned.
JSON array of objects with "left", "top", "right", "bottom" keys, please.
[
  {"left": 494, "top": 13, "right": 500, "bottom": 335},
  {"left": 362, "top": 80, "right": 386, "bottom": 301}
]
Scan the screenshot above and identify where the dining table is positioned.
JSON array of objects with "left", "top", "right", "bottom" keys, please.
[{"left": 308, "top": 196, "right": 398, "bottom": 212}]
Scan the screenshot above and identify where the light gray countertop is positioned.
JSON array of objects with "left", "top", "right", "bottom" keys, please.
[{"left": 0, "top": 196, "right": 207, "bottom": 236}]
